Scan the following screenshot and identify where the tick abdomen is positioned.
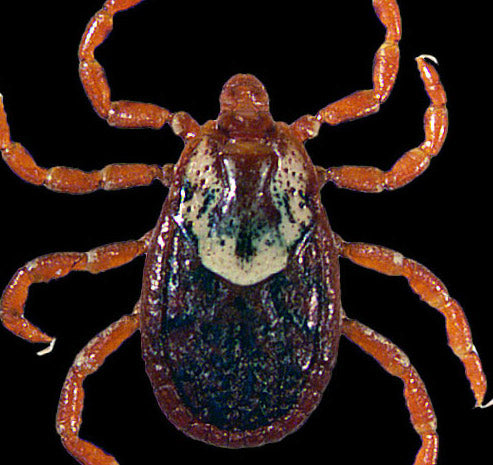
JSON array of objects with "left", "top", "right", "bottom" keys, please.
[
  {"left": 162, "top": 270, "right": 315, "bottom": 432},
  {"left": 142, "top": 212, "right": 341, "bottom": 445}
]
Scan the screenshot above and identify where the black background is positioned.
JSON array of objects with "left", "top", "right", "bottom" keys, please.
[{"left": 0, "top": 1, "right": 491, "bottom": 464}]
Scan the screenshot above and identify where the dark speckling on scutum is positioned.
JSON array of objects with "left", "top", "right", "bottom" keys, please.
[{"left": 235, "top": 225, "right": 255, "bottom": 261}]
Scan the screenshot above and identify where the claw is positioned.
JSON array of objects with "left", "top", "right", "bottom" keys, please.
[
  {"left": 417, "top": 53, "right": 439, "bottom": 65},
  {"left": 478, "top": 397, "right": 493, "bottom": 409},
  {"left": 37, "top": 338, "right": 56, "bottom": 356}
]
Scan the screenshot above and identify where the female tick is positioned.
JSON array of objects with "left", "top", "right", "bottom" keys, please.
[{"left": 0, "top": 1, "right": 489, "bottom": 464}]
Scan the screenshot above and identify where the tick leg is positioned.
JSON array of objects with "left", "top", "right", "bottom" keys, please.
[
  {"left": 80, "top": 0, "right": 184, "bottom": 130},
  {"left": 57, "top": 307, "right": 140, "bottom": 465},
  {"left": 0, "top": 96, "right": 174, "bottom": 192},
  {"left": 340, "top": 239, "right": 488, "bottom": 407},
  {"left": 321, "top": 57, "right": 448, "bottom": 192},
  {"left": 342, "top": 316, "right": 438, "bottom": 465},
  {"left": 0, "top": 233, "right": 150, "bottom": 350},
  {"left": 80, "top": 0, "right": 168, "bottom": 128},
  {"left": 291, "top": 0, "right": 401, "bottom": 139}
]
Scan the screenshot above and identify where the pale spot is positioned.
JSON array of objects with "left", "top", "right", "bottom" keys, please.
[
  {"left": 307, "top": 288, "right": 319, "bottom": 330},
  {"left": 73, "top": 350, "right": 86, "bottom": 368},
  {"left": 394, "top": 350, "right": 411, "bottom": 368},
  {"left": 393, "top": 252, "right": 404, "bottom": 266},
  {"left": 170, "top": 115, "right": 184, "bottom": 136},
  {"left": 86, "top": 250, "right": 98, "bottom": 264},
  {"left": 25, "top": 260, "right": 37, "bottom": 272}
]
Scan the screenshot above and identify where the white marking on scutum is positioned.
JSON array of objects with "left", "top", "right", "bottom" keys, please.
[{"left": 173, "top": 137, "right": 314, "bottom": 286}]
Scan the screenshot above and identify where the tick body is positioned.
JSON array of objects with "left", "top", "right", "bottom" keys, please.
[
  {"left": 142, "top": 78, "right": 341, "bottom": 445},
  {"left": 0, "top": 0, "right": 490, "bottom": 464}
]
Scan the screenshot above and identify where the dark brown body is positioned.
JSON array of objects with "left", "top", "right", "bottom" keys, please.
[{"left": 141, "top": 113, "right": 342, "bottom": 447}]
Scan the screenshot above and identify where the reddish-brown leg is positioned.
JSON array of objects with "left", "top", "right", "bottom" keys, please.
[
  {"left": 291, "top": 0, "right": 401, "bottom": 140},
  {"left": 79, "top": 0, "right": 179, "bottom": 130},
  {"left": 339, "top": 238, "right": 489, "bottom": 407},
  {"left": 0, "top": 96, "right": 174, "bottom": 193},
  {"left": 323, "top": 57, "right": 448, "bottom": 192},
  {"left": 57, "top": 307, "right": 140, "bottom": 465},
  {"left": 342, "top": 316, "right": 438, "bottom": 465},
  {"left": 0, "top": 232, "right": 150, "bottom": 350}
]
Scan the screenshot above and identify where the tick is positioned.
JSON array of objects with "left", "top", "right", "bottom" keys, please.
[{"left": 0, "top": 0, "right": 490, "bottom": 464}]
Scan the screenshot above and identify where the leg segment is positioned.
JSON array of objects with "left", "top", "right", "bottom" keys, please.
[
  {"left": 340, "top": 239, "right": 488, "bottom": 407},
  {"left": 342, "top": 316, "right": 438, "bottom": 465},
  {"left": 56, "top": 308, "right": 140, "bottom": 465},
  {"left": 0, "top": 232, "right": 150, "bottom": 349},
  {"left": 291, "top": 0, "right": 401, "bottom": 139},
  {"left": 322, "top": 57, "right": 448, "bottom": 192},
  {"left": 79, "top": 0, "right": 170, "bottom": 129},
  {"left": 0, "top": 96, "right": 173, "bottom": 192}
]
